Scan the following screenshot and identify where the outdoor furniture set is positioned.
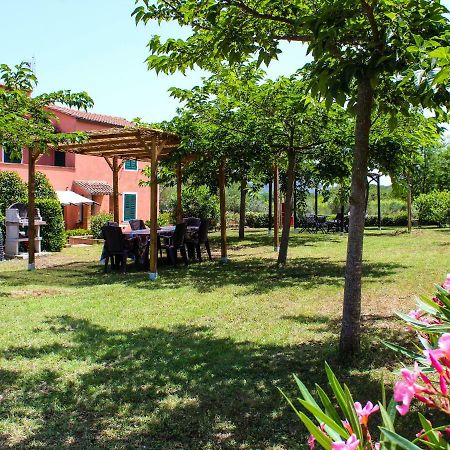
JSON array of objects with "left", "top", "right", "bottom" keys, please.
[
  {"left": 101, "top": 217, "right": 212, "bottom": 273},
  {"left": 298, "top": 213, "right": 349, "bottom": 233}
]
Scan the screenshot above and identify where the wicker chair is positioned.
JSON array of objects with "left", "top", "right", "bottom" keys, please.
[
  {"left": 129, "top": 219, "right": 146, "bottom": 231},
  {"left": 185, "top": 219, "right": 212, "bottom": 261},
  {"left": 101, "top": 225, "right": 132, "bottom": 273},
  {"left": 159, "top": 222, "right": 188, "bottom": 266}
]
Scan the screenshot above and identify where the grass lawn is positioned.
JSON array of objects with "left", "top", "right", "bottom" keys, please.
[{"left": 0, "top": 228, "right": 448, "bottom": 449}]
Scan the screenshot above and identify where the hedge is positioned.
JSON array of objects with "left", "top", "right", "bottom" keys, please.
[
  {"left": 36, "top": 199, "right": 66, "bottom": 252},
  {"left": 34, "top": 171, "right": 58, "bottom": 200},
  {"left": 364, "top": 213, "right": 409, "bottom": 227},
  {"left": 65, "top": 228, "right": 91, "bottom": 239}
]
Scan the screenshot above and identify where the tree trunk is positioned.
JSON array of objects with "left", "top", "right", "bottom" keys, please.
[
  {"left": 278, "top": 147, "right": 296, "bottom": 265},
  {"left": 239, "top": 177, "right": 247, "bottom": 239},
  {"left": 407, "top": 174, "right": 412, "bottom": 233},
  {"left": 28, "top": 151, "right": 36, "bottom": 271},
  {"left": 339, "top": 78, "right": 374, "bottom": 355}
]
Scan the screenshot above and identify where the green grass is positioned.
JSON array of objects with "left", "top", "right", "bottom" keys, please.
[{"left": 0, "top": 228, "right": 448, "bottom": 449}]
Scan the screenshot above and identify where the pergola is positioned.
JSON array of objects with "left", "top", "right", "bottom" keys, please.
[{"left": 27, "top": 126, "right": 181, "bottom": 280}]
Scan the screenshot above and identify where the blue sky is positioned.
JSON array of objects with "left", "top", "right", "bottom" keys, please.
[{"left": 2, "top": 0, "right": 310, "bottom": 123}]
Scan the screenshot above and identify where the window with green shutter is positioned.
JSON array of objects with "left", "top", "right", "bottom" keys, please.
[
  {"left": 2, "top": 145, "right": 22, "bottom": 163},
  {"left": 124, "top": 159, "right": 138, "bottom": 171},
  {"left": 123, "top": 193, "right": 137, "bottom": 222}
]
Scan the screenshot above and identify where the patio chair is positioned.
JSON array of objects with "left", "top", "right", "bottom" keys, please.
[
  {"left": 315, "top": 215, "right": 328, "bottom": 233},
  {"left": 159, "top": 222, "right": 188, "bottom": 266},
  {"left": 129, "top": 219, "right": 146, "bottom": 231},
  {"left": 183, "top": 217, "right": 201, "bottom": 228},
  {"left": 185, "top": 219, "right": 212, "bottom": 262},
  {"left": 101, "top": 225, "right": 132, "bottom": 273}
]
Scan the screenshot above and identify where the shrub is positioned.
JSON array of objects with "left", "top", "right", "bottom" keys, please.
[
  {"left": 34, "top": 171, "right": 57, "bottom": 200},
  {"left": 169, "top": 185, "right": 219, "bottom": 226},
  {"left": 0, "top": 171, "right": 27, "bottom": 216},
  {"left": 90, "top": 212, "right": 113, "bottom": 239},
  {"left": 226, "top": 211, "right": 239, "bottom": 228},
  {"left": 246, "top": 211, "right": 269, "bottom": 228},
  {"left": 65, "top": 228, "right": 91, "bottom": 239},
  {"left": 414, "top": 191, "right": 450, "bottom": 227},
  {"left": 36, "top": 199, "right": 66, "bottom": 252},
  {"left": 157, "top": 212, "right": 172, "bottom": 227}
]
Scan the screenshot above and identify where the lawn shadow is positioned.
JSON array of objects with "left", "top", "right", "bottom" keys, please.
[
  {"left": 0, "top": 256, "right": 405, "bottom": 297},
  {"left": 0, "top": 315, "right": 413, "bottom": 449}
]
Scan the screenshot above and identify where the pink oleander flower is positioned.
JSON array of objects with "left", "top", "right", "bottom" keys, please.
[
  {"left": 374, "top": 443, "right": 380, "bottom": 450},
  {"left": 331, "top": 434, "right": 360, "bottom": 450},
  {"left": 424, "top": 333, "right": 450, "bottom": 371},
  {"left": 342, "top": 419, "right": 353, "bottom": 434},
  {"left": 354, "top": 401, "right": 380, "bottom": 426},
  {"left": 308, "top": 434, "right": 316, "bottom": 450},
  {"left": 443, "top": 274, "right": 450, "bottom": 292},
  {"left": 394, "top": 363, "right": 420, "bottom": 415}
]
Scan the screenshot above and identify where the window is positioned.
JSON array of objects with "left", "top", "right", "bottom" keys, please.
[
  {"left": 2, "top": 145, "right": 22, "bottom": 164},
  {"left": 124, "top": 159, "right": 138, "bottom": 171},
  {"left": 123, "top": 193, "right": 137, "bottom": 222},
  {"left": 54, "top": 151, "right": 66, "bottom": 167}
]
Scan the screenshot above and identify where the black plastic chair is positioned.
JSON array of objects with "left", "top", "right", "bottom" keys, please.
[
  {"left": 159, "top": 222, "right": 188, "bottom": 266},
  {"left": 102, "top": 225, "right": 132, "bottom": 273},
  {"left": 185, "top": 219, "right": 212, "bottom": 262},
  {"left": 129, "top": 219, "right": 146, "bottom": 231},
  {"left": 183, "top": 217, "right": 201, "bottom": 228}
]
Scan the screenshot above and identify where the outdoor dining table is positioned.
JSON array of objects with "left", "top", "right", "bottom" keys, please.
[{"left": 122, "top": 226, "right": 199, "bottom": 266}]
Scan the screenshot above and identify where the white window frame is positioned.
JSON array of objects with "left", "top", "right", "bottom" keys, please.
[
  {"left": 1, "top": 146, "right": 23, "bottom": 164},
  {"left": 123, "top": 159, "right": 138, "bottom": 171},
  {"left": 122, "top": 192, "right": 138, "bottom": 222}
]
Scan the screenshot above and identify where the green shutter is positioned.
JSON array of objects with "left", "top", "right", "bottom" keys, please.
[
  {"left": 3, "top": 145, "right": 22, "bottom": 163},
  {"left": 124, "top": 194, "right": 137, "bottom": 221},
  {"left": 124, "top": 159, "right": 138, "bottom": 170}
]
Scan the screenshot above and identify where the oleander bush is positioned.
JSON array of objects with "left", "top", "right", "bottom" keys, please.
[
  {"left": 283, "top": 276, "right": 450, "bottom": 450},
  {"left": 35, "top": 199, "right": 66, "bottom": 252},
  {"left": 90, "top": 212, "right": 114, "bottom": 239}
]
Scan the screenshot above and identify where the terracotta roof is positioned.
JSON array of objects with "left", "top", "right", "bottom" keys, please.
[
  {"left": 49, "top": 105, "right": 134, "bottom": 128},
  {"left": 74, "top": 180, "right": 113, "bottom": 195}
]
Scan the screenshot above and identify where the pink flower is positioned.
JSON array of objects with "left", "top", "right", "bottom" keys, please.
[
  {"left": 394, "top": 381, "right": 415, "bottom": 415},
  {"left": 308, "top": 434, "right": 316, "bottom": 450},
  {"left": 331, "top": 434, "right": 360, "bottom": 450},
  {"left": 394, "top": 365, "right": 420, "bottom": 415},
  {"left": 354, "top": 401, "right": 379, "bottom": 425},
  {"left": 342, "top": 420, "right": 353, "bottom": 434},
  {"left": 443, "top": 274, "right": 450, "bottom": 292}
]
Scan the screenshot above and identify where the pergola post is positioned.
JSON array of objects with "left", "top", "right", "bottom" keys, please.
[
  {"left": 314, "top": 188, "right": 318, "bottom": 217},
  {"left": 219, "top": 159, "right": 228, "bottom": 263},
  {"left": 104, "top": 156, "right": 123, "bottom": 224},
  {"left": 268, "top": 179, "right": 273, "bottom": 235},
  {"left": 27, "top": 150, "right": 37, "bottom": 271},
  {"left": 148, "top": 138, "right": 159, "bottom": 280},
  {"left": 176, "top": 162, "right": 183, "bottom": 223},
  {"left": 273, "top": 164, "right": 280, "bottom": 252},
  {"left": 377, "top": 175, "right": 381, "bottom": 230}
]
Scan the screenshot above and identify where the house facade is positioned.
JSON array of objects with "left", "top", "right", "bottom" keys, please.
[{"left": 0, "top": 106, "right": 151, "bottom": 230}]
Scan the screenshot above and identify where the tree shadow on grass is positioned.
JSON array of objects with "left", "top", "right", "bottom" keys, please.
[
  {"left": 0, "top": 256, "right": 405, "bottom": 297},
  {"left": 0, "top": 315, "right": 413, "bottom": 450}
]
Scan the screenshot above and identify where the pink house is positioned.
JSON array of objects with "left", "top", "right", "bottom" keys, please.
[{"left": 0, "top": 106, "right": 151, "bottom": 230}]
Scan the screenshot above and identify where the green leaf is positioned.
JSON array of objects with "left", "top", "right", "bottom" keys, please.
[{"left": 381, "top": 429, "right": 423, "bottom": 450}]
